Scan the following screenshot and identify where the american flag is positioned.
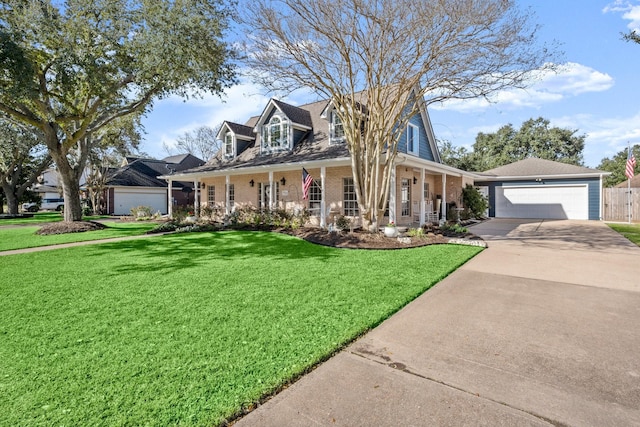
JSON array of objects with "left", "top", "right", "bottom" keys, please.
[
  {"left": 626, "top": 147, "right": 636, "bottom": 180},
  {"left": 302, "top": 168, "right": 313, "bottom": 200}
]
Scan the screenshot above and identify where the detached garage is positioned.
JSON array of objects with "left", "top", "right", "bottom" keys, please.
[{"left": 474, "top": 158, "right": 608, "bottom": 221}]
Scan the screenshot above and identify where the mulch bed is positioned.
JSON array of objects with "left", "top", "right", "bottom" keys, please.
[
  {"left": 33, "top": 220, "right": 483, "bottom": 249},
  {"left": 36, "top": 221, "right": 107, "bottom": 235},
  {"left": 282, "top": 227, "right": 479, "bottom": 249}
]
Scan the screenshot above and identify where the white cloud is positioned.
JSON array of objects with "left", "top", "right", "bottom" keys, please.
[
  {"left": 604, "top": 1, "right": 640, "bottom": 31},
  {"left": 543, "top": 112, "right": 640, "bottom": 166},
  {"left": 432, "top": 63, "right": 614, "bottom": 113},
  {"left": 142, "top": 77, "right": 321, "bottom": 157}
]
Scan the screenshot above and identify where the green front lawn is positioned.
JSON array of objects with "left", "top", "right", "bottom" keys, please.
[
  {"left": 0, "top": 212, "right": 110, "bottom": 226},
  {"left": 0, "top": 231, "right": 482, "bottom": 426},
  {"left": 0, "top": 222, "right": 157, "bottom": 251},
  {"left": 608, "top": 223, "right": 640, "bottom": 246}
]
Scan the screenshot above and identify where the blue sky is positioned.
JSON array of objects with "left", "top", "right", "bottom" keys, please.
[{"left": 140, "top": 0, "right": 640, "bottom": 168}]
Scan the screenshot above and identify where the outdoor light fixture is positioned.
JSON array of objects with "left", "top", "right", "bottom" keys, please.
[
  {"left": 249, "top": 179, "right": 254, "bottom": 187},
  {"left": 413, "top": 176, "right": 418, "bottom": 185},
  {"left": 280, "top": 177, "right": 286, "bottom": 186}
]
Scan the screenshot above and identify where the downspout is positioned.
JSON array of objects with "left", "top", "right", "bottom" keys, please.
[
  {"left": 168, "top": 179, "right": 173, "bottom": 218},
  {"left": 599, "top": 173, "right": 603, "bottom": 221},
  {"left": 441, "top": 173, "right": 447, "bottom": 221},
  {"left": 420, "top": 168, "right": 425, "bottom": 226}
]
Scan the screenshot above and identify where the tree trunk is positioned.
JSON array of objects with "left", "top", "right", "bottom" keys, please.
[
  {"left": 1, "top": 182, "right": 19, "bottom": 215},
  {"left": 44, "top": 126, "right": 88, "bottom": 222},
  {"left": 58, "top": 165, "right": 84, "bottom": 221}
]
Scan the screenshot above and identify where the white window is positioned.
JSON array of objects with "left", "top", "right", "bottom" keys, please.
[
  {"left": 227, "top": 184, "right": 235, "bottom": 209},
  {"left": 308, "top": 181, "right": 322, "bottom": 215},
  {"left": 207, "top": 185, "right": 215, "bottom": 204},
  {"left": 343, "top": 178, "right": 359, "bottom": 216},
  {"left": 224, "top": 133, "right": 234, "bottom": 157},
  {"left": 330, "top": 110, "right": 345, "bottom": 143},
  {"left": 262, "top": 115, "right": 289, "bottom": 152},
  {"left": 407, "top": 123, "right": 419, "bottom": 155}
]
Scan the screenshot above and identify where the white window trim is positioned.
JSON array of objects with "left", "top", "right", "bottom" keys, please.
[
  {"left": 330, "top": 109, "right": 345, "bottom": 144},
  {"left": 262, "top": 114, "right": 290, "bottom": 153},
  {"left": 224, "top": 132, "right": 235, "bottom": 158},
  {"left": 407, "top": 123, "right": 419, "bottom": 156}
]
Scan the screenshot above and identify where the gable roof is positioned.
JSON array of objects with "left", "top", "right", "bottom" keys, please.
[
  {"left": 176, "top": 99, "right": 350, "bottom": 175},
  {"left": 161, "top": 154, "right": 205, "bottom": 170},
  {"left": 477, "top": 158, "right": 607, "bottom": 179},
  {"left": 107, "top": 154, "right": 204, "bottom": 188},
  {"left": 271, "top": 99, "right": 313, "bottom": 129},
  {"left": 222, "top": 122, "right": 255, "bottom": 139},
  {"left": 162, "top": 86, "right": 446, "bottom": 179}
]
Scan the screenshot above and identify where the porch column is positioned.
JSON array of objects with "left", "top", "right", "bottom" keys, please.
[
  {"left": 194, "top": 180, "right": 200, "bottom": 217},
  {"left": 225, "top": 175, "right": 231, "bottom": 215},
  {"left": 168, "top": 179, "right": 173, "bottom": 218},
  {"left": 269, "top": 171, "right": 274, "bottom": 210},
  {"left": 320, "top": 166, "right": 327, "bottom": 228},
  {"left": 419, "top": 169, "right": 426, "bottom": 226},
  {"left": 389, "top": 167, "right": 397, "bottom": 225},
  {"left": 441, "top": 173, "right": 447, "bottom": 220}
]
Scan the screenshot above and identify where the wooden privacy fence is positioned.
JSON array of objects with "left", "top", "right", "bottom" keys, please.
[{"left": 603, "top": 188, "right": 640, "bottom": 222}]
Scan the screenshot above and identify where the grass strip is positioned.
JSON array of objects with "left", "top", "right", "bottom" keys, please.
[
  {"left": 0, "top": 212, "right": 110, "bottom": 226},
  {"left": 0, "top": 231, "right": 481, "bottom": 426},
  {"left": 608, "top": 223, "right": 640, "bottom": 246},
  {"left": 0, "top": 222, "right": 157, "bottom": 251}
]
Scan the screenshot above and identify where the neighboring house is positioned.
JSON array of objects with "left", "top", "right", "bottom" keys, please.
[
  {"left": 614, "top": 173, "right": 640, "bottom": 188},
  {"left": 159, "top": 92, "right": 476, "bottom": 227},
  {"left": 474, "top": 158, "right": 609, "bottom": 220},
  {"left": 31, "top": 168, "right": 65, "bottom": 200},
  {"left": 105, "top": 154, "right": 204, "bottom": 215}
]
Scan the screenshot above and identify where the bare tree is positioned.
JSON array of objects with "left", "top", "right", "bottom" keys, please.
[
  {"left": 241, "top": 0, "right": 556, "bottom": 228},
  {"left": 163, "top": 124, "right": 223, "bottom": 161}
]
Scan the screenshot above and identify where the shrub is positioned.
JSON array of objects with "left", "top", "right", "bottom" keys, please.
[
  {"left": 334, "top": 215, "right": 351, "bottom": 231},
  {"left": 406, "top": 227, "right": 425, "bottom": 237},
  {"left": 131, "top": 205, "right": 152, "bottom": 219},
  {"left": 462, "top": 184, "right": 488, "bottom": 219}
]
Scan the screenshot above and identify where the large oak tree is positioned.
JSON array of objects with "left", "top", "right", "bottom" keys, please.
[
  {"left": 241, "top": 0, "right": 555, "bottom": 228},
  {"left": 0, "top": 0, "right": 236, "bottom": 221}
]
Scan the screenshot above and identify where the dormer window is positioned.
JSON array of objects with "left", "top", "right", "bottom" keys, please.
[
  {"left": 224, "top": 132, "right": 234, "bottom": 158},
  {"left": 262, "top": 115, "right": 290, "bottom": 152},
  {"left": 330, "top": 110, "right": 345, "bottom": 144}
]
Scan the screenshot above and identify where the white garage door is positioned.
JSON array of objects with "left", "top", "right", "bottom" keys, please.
[
  {"left": 495, "top": 185, "right": 588, "bottom": 220},
  {"left": 113, "top": 188, "right": 167, "bottom": 215}
]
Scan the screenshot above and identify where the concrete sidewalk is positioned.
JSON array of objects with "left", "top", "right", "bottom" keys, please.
[{"left": 236, "top": 219, "right": 640, "bottom": 426}]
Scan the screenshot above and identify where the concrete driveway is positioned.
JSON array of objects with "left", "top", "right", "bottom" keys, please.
[{"left": 236, "top": 219, "right": 640, "bottom": 426}]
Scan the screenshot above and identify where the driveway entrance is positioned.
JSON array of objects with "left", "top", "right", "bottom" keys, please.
[{"left": 237, "top": 219, "right": 640, "bottom": 426}]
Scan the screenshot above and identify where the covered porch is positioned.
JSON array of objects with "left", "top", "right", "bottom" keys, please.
[{"left": 162, "top": 156, "right": 473, "bottom": 228}]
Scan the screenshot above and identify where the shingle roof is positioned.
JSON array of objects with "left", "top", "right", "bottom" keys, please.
[
  {"left": 226, "top": 122, "right": 255, "bottom": 138},
  {"left": 107, "top": 155, "right": 204, "bottom": 188},
  {"left": 272, "top": 99, "right": 313, "bottom": 128},
  {"left": 478, "top": 158, "right": 605, "bottom": 177},
  {"left": 189, "top": 99, "right": 350, "bottom": 174},
  {"left": 107, "top": 160, "right": 169, "bottom": 187},
  {"left": 162, "top": 154, "right": 205, "bottom": 170},
  {"left": 615, "top": 173, "right": 640, "bottom": 188}
]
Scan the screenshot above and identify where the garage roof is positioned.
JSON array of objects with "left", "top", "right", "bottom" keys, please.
[{"left": 477, "top": 158, "right": 607, "bottom": 179}]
